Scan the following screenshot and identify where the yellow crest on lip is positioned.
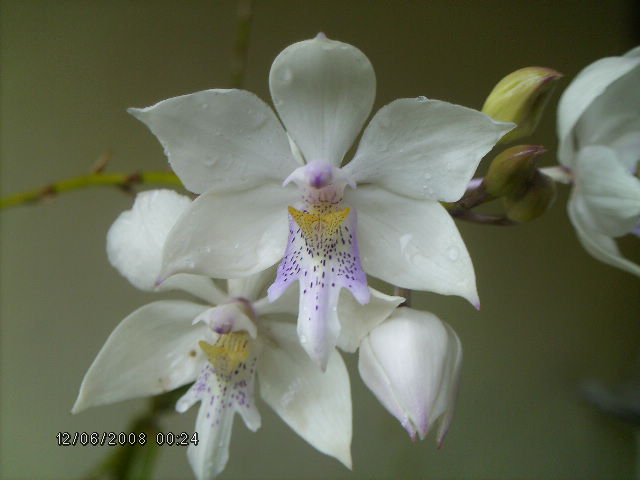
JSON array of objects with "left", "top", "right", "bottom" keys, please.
[
  {"left": 199, "top": 331, "right": 250, "bottom": 375},
  {"left": 288, "top": 206, "right": 350, "bottom": 240}
]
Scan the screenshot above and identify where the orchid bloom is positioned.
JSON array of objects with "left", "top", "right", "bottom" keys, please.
[
  {"left": 358, "top": 307, "right": 462, "bottom": 444},
  {"left": 72, "top": 189, "right": 382, "bottom": 480},
  {"left": 555, "top": 46, "right": 640, "bottom": 276},
  {"left": 129, "top": 35, "right": 513, "bottom": 368}
]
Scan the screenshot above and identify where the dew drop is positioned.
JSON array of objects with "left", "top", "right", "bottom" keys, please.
[
  {"left": 447, "top": 246, "right": 459, "bottom": 261},
  {"left": 280, "top": 68, "right": 293, "bottom": 85},
  {"left": 424, "top": 172, "right": 432, "bottom": 180},
  {"left": 201, "top": 103, "right": 209, "bottom": 109},
  {"left": 417, "top": 96, "right": 427, "bottom": 102}
]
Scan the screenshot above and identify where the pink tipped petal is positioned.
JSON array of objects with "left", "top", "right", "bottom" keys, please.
[
  {"left": 345, "top": 98, "right": 513, "bottom": 202},
  {"left": 129, "top": 89, "right": 298, "bottom": 194},
  {"left": 72, "top": 301, "right": 209, "bottom": 414},
  {"left": 346, "top": 186, "right": 479, "bottom": 307},
  {"left": 358, "top": 308, "right": 462, "bottom": 442},
  {"left": 160, "top": 184, "right": 297, "bottom": 280},
  {"left": 269, "top": 36, "right": 375, "bottom": 166},
  {"left": 257, "top": 321, "right": 352, "bottom": 468}
]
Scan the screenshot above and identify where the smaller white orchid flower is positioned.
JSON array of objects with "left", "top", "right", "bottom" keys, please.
[
  {"left": 73, "top": 190, "right": 404, "bottom": 479},
  {"left": 358, "top": 307, "right": 462, "bottom": 444},
  {"left": 129, "top": 34, "right": 513, "bottom": 369},
  {"left": 554, "top": 46, "right": 640, "bottom": 276}
]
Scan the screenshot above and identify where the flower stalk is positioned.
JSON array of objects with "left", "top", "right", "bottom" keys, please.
[{"left": 0, "top": 164, "right": 182, "bottom": 210}]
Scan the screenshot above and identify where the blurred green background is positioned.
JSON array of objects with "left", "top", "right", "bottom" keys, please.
[{"left": 2, "top": 1, "right": 639, "bottom": 478}]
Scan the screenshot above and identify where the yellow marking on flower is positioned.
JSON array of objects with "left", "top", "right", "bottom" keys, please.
[
  {"left": 288, "top": 206, "right": 350, "bottom": 239},
  {"left": 199, "top": 332, "right": 250, "bottom": 375}
]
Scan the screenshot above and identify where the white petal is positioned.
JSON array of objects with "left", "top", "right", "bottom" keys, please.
[
  {"left": 226, "top": 266, "right": 276, "bottom": 301},
  {"left": 573, "top": 146, "right": 640, "bottom": 237},
  {"left": 346, "top": 186, "right": 479, "bottom": 307},
  {"left": 575, "top": 62, "right": 640, "bottom": 160},
  {"left": 160, "top": 274, "right": 228, "bottom": 305},
  {"left": 269, "top": 35, "right": 375, "bottom": 166},
  {"left": 336, "top": 287, "right": 404, "bottom": 353},
  {"left": 180, "top": 358, "right": 261, "bottom": 480},
  {"left": 72, "top": 301, "right": 209, "bottom": 413},
  {"left": 187, "top": 388, "right": 235, "bottom": 480},
  {"left": 358, "top": 308, "right": 459, "bottom": 441},
  {"left": 257, "top": 320, "right": 352, "bottom": 468},
  {"left": 568, "top": 192, "right": 640, "bottom": 277},
  {"left": 432, "top": 321, "right": 462, "bottom": 446},
  {"left": 106, "top": 189, "right": 192, "bottom": 291},
  {"left": 129, "top": 89, "right": 298, "bottom": 194},
  {"left": 557, "top": 53, "right": 640, "bottom": 167},
  {"left": 160, "top": 184, "right": 297, "bottom": 280},
  {"left": 345, "top": 98, "right": 513, "bottom": 201}
]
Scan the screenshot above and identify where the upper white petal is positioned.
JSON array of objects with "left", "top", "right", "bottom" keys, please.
[
  {"left": 269, "top": 35, "right": 375, "bottom": 166},
  {"left": 336, "top": 287, "right": 404, "bottom": 353},
  {"left": 72, "top": 300, "right": 209, "bottom": 413},
  {"left": 573, "top": 145, "right": 640, "bottom": 237},
  {"left": 106, "top": 189, "right": 226, "bottom": 303},
  {"left": 557, "top": 50, "right": 640, "bottom": 167},
  {"left": 160, "top": 184, "right": 297, "bottom": 280},
  {"left": 107, "top": 189, "right": 190, "bottom": 290},
  {"left": 257, "top": 320, "right": 352, "bottom": 468},
  {"left": 129, "top": 89, "right": 298, "bottom": 193},
  {"left": 358, "top": 308, "right": 459, "bottom": 440},
  {"left": 345, "top": 98, "right": 513, "bottom": 202},
  {"left": 568, "top": 191, "right": 640, "bottom": 277},
  {"left": 346, "top": 186, "right": 479, "bottom": 307}
]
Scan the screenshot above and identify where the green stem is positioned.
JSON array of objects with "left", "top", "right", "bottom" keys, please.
[
  {"left": 0, "top": 171, "right": 183, "bottom": 210},
  {"left": 443, "top": 177, "right": 515, "bottom": 226}
]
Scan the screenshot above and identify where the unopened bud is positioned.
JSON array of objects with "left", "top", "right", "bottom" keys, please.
[
  {"left": 504, "top": 171, "right": 556, "bottom": 222},
  {"left": 482, "top": 67, "right": 562, "bottom": 143},
  {"left": 485, "top": 145, "right": 546, "bottom": 197}
]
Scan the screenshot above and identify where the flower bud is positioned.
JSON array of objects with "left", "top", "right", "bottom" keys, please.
[
  {"left": 358, "top": 307, "right": 462, "bottom": 445},
  {"left": 504, "top": 170, "right": 556, "bottom": 222},
  {"left": 484, "top": 145, "right": 546, "bottom": 197},
  {"left": 482, "top": 67, "right": 563, "bottom": 143}
]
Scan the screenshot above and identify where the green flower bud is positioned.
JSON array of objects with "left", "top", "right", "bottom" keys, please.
[
  {"left": 484, "top": 144, "right": 546, "bottom": 197},
  {"left": 504, "top": 171, "right": 556, "bottom": 223},
  {"left": 482, "top": 67, "right": 562, "bottom": 144}
]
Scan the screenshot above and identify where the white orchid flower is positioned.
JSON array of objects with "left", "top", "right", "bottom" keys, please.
[
  {"left": 555, "top": 46, "right": 640, "bottom": 276},
  {"left": 73, "top": 189, "right": 395, "bottom": 480},
  {"left": 358, "top": 307, "right": 462, "bottom": 444},
  {"left": 129, "top": 34, "right": 513, "bottom": 369}
]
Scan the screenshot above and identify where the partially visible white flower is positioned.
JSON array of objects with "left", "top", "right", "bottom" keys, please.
[
  {"left": 555, "top": 46, "right": 640, "bottom": 276},
  {"left": 358, "top": 307, "right": 462, "bottom": 444},
  {"left": 74, "top": 189, "right": 395, "bottom": 479},
  {"left": 129, "top": 35, "right": 513, "bottom": 369}
]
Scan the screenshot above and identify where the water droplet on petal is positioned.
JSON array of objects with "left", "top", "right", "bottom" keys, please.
[
  {"left": 280, "top": 68, "right": 293, "bottom": 85},
  {"left": 233, "top": 243, "right": 240, "bottom": 249},
  {"left": 417, "top": 96, "right": 427, "bottom": 102},
  {"left": 201, "top": 103, "right": 209, "bottom": 109},
  {"left": 424, "top": 172, "right": 432, "bottom": 180},
  {"left": 447, "top": 246, "right": 459, "bottom": 261}
]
